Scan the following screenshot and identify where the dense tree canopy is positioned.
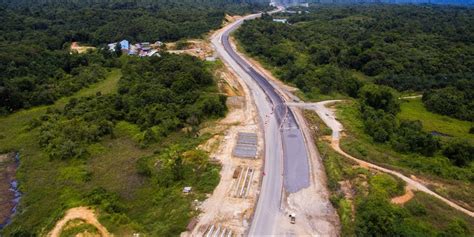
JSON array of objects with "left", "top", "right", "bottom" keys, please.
[{"left": 0, "top": 0, "right": 268, "bottom": 114}]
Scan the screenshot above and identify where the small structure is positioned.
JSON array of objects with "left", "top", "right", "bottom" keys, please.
[
  {"left": 183, "top": 186, "right": 192, "bottom": 193},
  {"left": 141, "top": 42, "right": 151, "bottom": 51},
  {"left": 232, "top": 166, "right": 242, "bottom": 179},
  {"left": 147, "top": 49, "right": 161, "bottom": 57},
  {"left": 273, "top": 18, "right": 288, "bottom": 24},
  {"left": 107, "top": 43, "right": 117, "bottom": 52},
  {"left": 154, "top": 41, "right": 164, "bottom": 47},
  {"left": 289, "top": 213, "right": 296, "bottom": 224},
  {"left": 128, "top": 44, "right": 138, "bottom": 55},
  {"left": 108, "top": 40, "right": 161, "bottom": 57},
  {"left": 120, "top": 40, "right": 130, "bottom": 50},
  {"left": 206, "top": 56, "right": 216, "bottom": 62}
]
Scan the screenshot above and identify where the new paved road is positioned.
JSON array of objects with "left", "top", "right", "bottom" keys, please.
[{"left": 211, "top": 8, "right": 310, "bottom": 235}]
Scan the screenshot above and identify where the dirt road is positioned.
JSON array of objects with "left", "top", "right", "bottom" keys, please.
[
  {"left": 47, "top": 207, "right": 110, "bottom": 237},
  {"left": 292, "top": 100, "right": 474, "bottom": 218}
]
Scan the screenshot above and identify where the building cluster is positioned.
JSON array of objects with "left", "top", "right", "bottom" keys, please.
[{"left": 108, "top": 39, "right": 163, "bottom": 57}]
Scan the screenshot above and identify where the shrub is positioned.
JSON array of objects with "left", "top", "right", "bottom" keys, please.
[
  {"left": 442, "top": 140, "right": 474, "bottom": 167},
  {"left": 391, "top": 120, "right": 440, "bottom": 156},
  {"left": 355, "top": 194, "right": 405, "bottom": 236}
]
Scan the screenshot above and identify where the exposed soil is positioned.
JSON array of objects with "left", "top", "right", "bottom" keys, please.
[
  {"left": 224, "top": 14, "right": 242, "bottom": 25},
  {"left": 391, "top": 186, "right": 415, "bottom": 205},
  {"left": 47, "top": 207, "right": 111, "bottom": 237},
  {"left": 181, "top": 30, "right": 264, "bottom": 236},
  {"left": 284, "top": 107, "right": 340, "bottom": 236},
  {"left": 166, "top": 39, "right": 213, "bottom": 60},
  {"left": 70, "top": 42, "right": 96, "bottom": 54}
]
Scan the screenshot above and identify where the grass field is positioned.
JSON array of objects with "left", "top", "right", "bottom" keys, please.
[{"left": 398, "top": 98, "right": 474, "bottom": 143}]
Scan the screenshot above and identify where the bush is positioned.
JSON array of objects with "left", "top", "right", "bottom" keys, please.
[
  {"left": 361, "top": 106, "right": 397, "bottom": 143},
  {"left": 391, "top": 120, "right": 440, "bottom": 156},
  {"left": 359, "top": 84, "right": 400, "bottom": 115},
  {"left": 423, "top": 85, "right": 474, "bottom": 122},
  {"left": 442, "top": 140, "right": 474, "bottom": 167},
  {"left": 439, "top": 219, "right": 471, "bottom": 237},
  {"left": 355, "top": 194, "right": 405, "bottom": 236},
  {"left": 405, "top": 200, "right": 427, "bottom": 216}
]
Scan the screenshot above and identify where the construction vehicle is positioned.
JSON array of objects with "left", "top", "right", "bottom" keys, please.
[{"left": 289, "top": 213, "right": 296, "bottom": 224}]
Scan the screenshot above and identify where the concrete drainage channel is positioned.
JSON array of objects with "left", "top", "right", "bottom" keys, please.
[
  {"left": 231, "top": 166, "right": 254, "bottom": 198},
  {"left": 204, "top": 224, "right": 233, "bottom": 237}
]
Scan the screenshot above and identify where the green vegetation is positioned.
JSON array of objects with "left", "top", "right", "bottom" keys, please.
[
  {"left": 0, "top": 0, "right": 268, "bottom": 234},
  {"left": 236, "top": 4, "right": 474, "bottom": 219},
  {"left": 423, "top": 84, "right": 474, "bottom": 121},
  {"left": 236, "top": 5, "right": 473, "bottom": 119},
  {"left": 60, "top": 220, "right": 99, "bottom": 237},
  {"left": 0, "top": 50, "right": 119, "bottom": 113},
  {"left": 399, "top": 98, "right": 474, "bottom": 143},
  {"left": 313, "top": 127, "right": 474, "bottom": 237},
  {"left": 337, "top": 100, "right": 474, "bottom": 209},
  {"left": 303, "top": 110, "right": 332, "bottom": 137},
  {"left": 358, "top": 85, "right": 442, "bottom": 157},
  {"left": 0, "top": 53, "right": 227, "bottom": 235}
]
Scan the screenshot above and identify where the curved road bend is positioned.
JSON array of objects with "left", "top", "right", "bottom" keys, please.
[{"left": 211, "top": 8, "right": 311, "bottom": 235}]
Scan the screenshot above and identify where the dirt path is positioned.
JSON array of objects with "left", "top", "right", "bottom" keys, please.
[
  {"left": 399, "top": 95, "right": 422, "bottom": 100},
  {"left": 391, "top": 186, "right": 415, "bottom": 205},
  {"left": 294, "top": 101, "right": 474, "bottom": 217},
  {"left": 47, "top": 207, "right": 111, "bottom": 237}
]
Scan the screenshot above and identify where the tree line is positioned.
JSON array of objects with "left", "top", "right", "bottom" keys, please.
[{"left": 236, "top": 5, "right": 473, "bottom": 121}]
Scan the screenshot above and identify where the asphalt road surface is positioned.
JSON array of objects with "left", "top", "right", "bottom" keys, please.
[{"left": 211, "top": 8, "right": 310, "bottom": 235}]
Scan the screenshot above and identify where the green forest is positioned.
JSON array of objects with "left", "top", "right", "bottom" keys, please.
[{"left": 236, "top": 5, "right": 473, "bottom": 120}]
